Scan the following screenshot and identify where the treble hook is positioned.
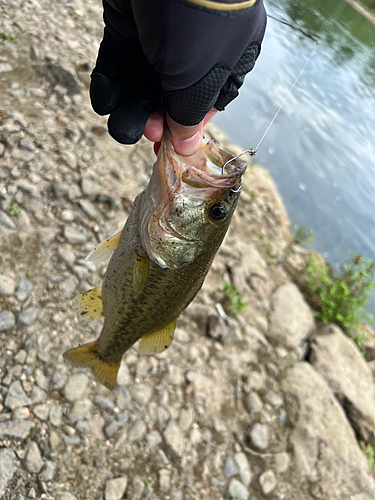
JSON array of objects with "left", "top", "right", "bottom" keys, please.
[{"left": 221, "top": 148, "right": 257, "bottom": 175}]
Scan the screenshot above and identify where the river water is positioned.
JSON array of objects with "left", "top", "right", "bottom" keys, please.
[{"left": 213, "top": 0, "right": 375, "bottom": 312}]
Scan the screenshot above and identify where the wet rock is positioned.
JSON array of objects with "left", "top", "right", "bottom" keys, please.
[
  {"left": 0, "top": 449, "right": 17, "bottom": 497},
  {"left": 0, "top": 274, "right": 16, "bottom": 296},
  {"left": 274, "top": 452, "right": 290, "bottom": 474},
  {"left": 228, "top": 479, "right": 249, "bottom": 500},
  {"left": 63, "top": 225, "right": 87, "bottom": 245},
  {"left": 259, "top": 470, "right": 277, "bottom": 495},
  {"left": 234, "top": 452, "right": 252, "bottom": 486},
  {"left": 18, "top": 307, "right": 40, "bottom": 326},
  {"left": 64, "top": 373, "right": 89, "bottom": 402},
  {"left": 164, "top": 419, "right": 184, "bottom": 456},
  {"left": 250, "top": 423, "right": 269, "bottom": 450},
  {"left": 269, "top": 282, "right": 315, "bottom": 348},
  {"left": 0, "top": 210, "right": 16, "bottom": 229},
  {"left": 25, "top": 442, "right": 44, "bottom": 473},
  {"left": 130, "top": 384, "right": 152, "bottom": 406},
  {"left": 16, "top": 278, "right": 33, "bottom": 301},
  {"left": 39, "top": 460, "right": 57, "bottom": 481},
  {"left": 282, "top": 362, "right": 375, "bottom": 499},
  {"left": 224, "top": 455, "right": 239, "bottom": 478},
  {"left": 310, "top": 325, "right": 375, "bottom": 446},
  {"left": 128, "top": 420, "right": 146, "bottom": 442},
  {"left": 0, "top": 420, "right": 33, "bottom": 440},
  {"left": 105, "top": 476, "right": 127, "bottom": 500},
  {"left": 0, "top": 311, "right": 15, "bottom": 332},
  {"left": 5, "top": 381, "right": 32, "bottom": 410}
]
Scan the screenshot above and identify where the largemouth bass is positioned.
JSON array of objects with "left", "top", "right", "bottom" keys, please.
[{"left": 64, "top": 129, "right": 247, "bottom": 389}]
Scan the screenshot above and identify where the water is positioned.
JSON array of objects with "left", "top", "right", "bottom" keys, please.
[{"left": 213, "top": 0, "right": 375, "bottom": 313}]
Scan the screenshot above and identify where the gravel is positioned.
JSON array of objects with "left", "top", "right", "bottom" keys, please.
[
  {"left": 250, "top": 423, "right": 269, "bottom": 450},
  {"left": 0, "top": 311, "right": 16, "bottom": 332},
  {"left": 64, "top": 373, "right": 90, "bottom": 402},
  {"left": 259, "top": 470, "right": 277, "bottom": 495},
  {"left": 0, "top": 275, "right": 16, "bottom": 296},
  {"left": 105, "top": 476, "right": 128, "bottom": 500},
  {"left": 25, "top": 442, "right": 44, "bottom": 473},
  {"left": 5, "top": 381, "right": 32, "bottom": 410}
]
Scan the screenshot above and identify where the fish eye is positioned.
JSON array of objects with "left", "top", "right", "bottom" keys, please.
[{"left": 209, "top": 203, "right": 228, "bottom": 221}]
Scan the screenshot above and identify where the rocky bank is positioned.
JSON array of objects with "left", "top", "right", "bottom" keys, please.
[{"left": 1, "top": 1, "right": 375, "bottom": 499}]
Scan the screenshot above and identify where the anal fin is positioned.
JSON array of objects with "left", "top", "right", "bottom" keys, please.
[
  {"left": 86, "top": 227, "right": 123, "bottom": 263},
  {"left": 139, "top": 318, "right": 177, "bottom": 355},
  {"left": 74, "top": 286, "right": 103, "bottom": 321},
  {"left": 133, "top": 252, "right": 150, "bottom": 298},
  {"left": 64, "top": 341, "right": 120, "bottom": 390}
]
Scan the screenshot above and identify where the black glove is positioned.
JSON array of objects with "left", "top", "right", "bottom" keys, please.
[{"left": 90, "top": 0, "right": 267, "bottom": 145}]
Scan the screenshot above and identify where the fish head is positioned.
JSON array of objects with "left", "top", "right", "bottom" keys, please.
[{"left": 139, "top": 129, "right": 247, "bottom": 269}]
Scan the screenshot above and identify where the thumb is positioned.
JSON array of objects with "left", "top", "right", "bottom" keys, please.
[{"left": 166, "top": 115, "right": 203, "bottom": 156}]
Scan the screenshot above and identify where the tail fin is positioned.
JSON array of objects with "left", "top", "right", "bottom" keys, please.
[{"left": 63, "top": 341, "right": 120, "bottom": 390}]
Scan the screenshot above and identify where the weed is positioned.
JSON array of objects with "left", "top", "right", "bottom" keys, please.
[
  {"left": 9, "top": 203, "right": 21, "bottom": 216},
  {"left": 25, "top": 269, "right": 32, "bottom": 279},
  {"left": 361, "top": 442, "right": 374, "bottom": 470},
  {"left": 293, "top": 225, "right": 314, "bottom": 245},
  {"left": 144, "top": 479, "right": 151, "bottom": 488},
  {"left": 107, "top": 197, "right": 117, "bottom": 211},
  {"left": 0, "top": 29, "right": 15, "bottom": 43},
  {"left": 221, "top": 281, "right": 247, "bottom": 318},
  {"left": 302, "top": 253, "right": 374, "bottom": 337}
]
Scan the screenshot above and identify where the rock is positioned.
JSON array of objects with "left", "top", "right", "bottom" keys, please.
[
  {"left": 31, "top": 386, "right": 46, "bottom": 404},
  {"left": 0, "top": 274, "right": 16, "bottom": 295},
  {"left": 58, "top": 277, "right": 77, "bottom": 296},
  {"left": 250, "top": 423, "right": 269, "bottom": 450},
  {"left": 16, "top": 278, "right": 33, "bottom": 301},
  {"left": 0, "top": 420, "right": 33, "bottom": 440},
  {"left": 259, "top": 470, "right": 277, "bottom": 495},
  {"left": 168, "top": 365, "right": 184, "bottom": 385},
  {"left": 117, "top": 360, "right": 131, "bottom": 386},
  {"left": 35, "top": 368, "right": 49, "bottom": 391},
  {"left": 49, "top": 405, "right": 63, "bottom": 427},
  {"left": 186, "top": 371, "right": 218, "bottom": 399},
  {"left": 81, "top": 178, "right": 100, "bottom": 199},
  {"left": 0, "top": 210, "right": 16, "bottom": 230},
  {"left": 265, "top": 390, "right": 283, "bottom": 408},
  {"left": 282, "top": 362, "right": 375, "bottom": 499},
  {"left": 228, "top": 479, "right": 249, "bottom": 500},
  {"left": 164, "top": 420, "right": 184, "bottom": 456},
  {"left": 39, "top": 460, "right": 57, "bottom": 481},
  {"left": 33, "top": 404, "right": 50, "bottom": 421},
  {"left": 0, "top": 63, "right": 13, "bottom": 73},
  {"left": 19, "top": 137, "right": 35, "bottom": 152},
  {"left": 159, "top": 469, "right": 171, "bottom": 492},
  {"left": 61, "top": 209, "right": 75, "bottom": 221},
  {"left": 0, "top": 311, "right": 15, "bottom": 331},
  {"left": 14, "top": 407, "right": 30, "bottom": 419},
  {"left": 5, "top": 381, "right": 32, "bottom": 410},
  {"left": 60, "top": 493, "right": 77, "bottom": 500},
  {"left": 18, "top": 307, "right": 40, "bottom": 326},
  {"left": 132, "top": 477, "right": 145, "bottom": 500},
  {"left": 15, "top": 180, "right": 40, "bottom": 198},
  {"left": 234, "top": 452, "right": 252, "bottom": 486},
  {"left": 94, "top": 396, "right": 114, "bottom": 411},
  {"left": 269, "top": 282, "right": 315, "bottom": 348},
  {"left": 128, "top": 420, "right": 146, "bottom": 442},
  {"left": 310, "top": 325, "right": 375, "bottom": 446},
  {"left": 179, "top": 407, "right": 195, "bottom": 431},
  {"left": 64, "top": 373, "right": 89, "bottom": 402},
  {"left": 146, "top": 430, "right": 162, "bottom": 449},
  {"left": 245, "top": 392, "right": 263, "bottom": 413},
  {"left": 224, "top": 455, "right": 239, "bottom": 478},
  {"left": 25, "top": 442, "right": 44, "bottom": 473},
  {"left": 0, "top": 449, "right": 17, "bottom": 497},
  {"left": 52, "top": 180, "right": 69, "bottom": 198},
  {"left": 105, "top": 476, "right": 127, "bottom": 500},
  {"left": 70, "top": 399, "right": 92, "bottom": 422},
  {"left": 62, "top": 150, "right": 77, "bottom": 169},
  {"left": 17, "top": 210, "right": 32, "bottom": 232},
  {"left": 130, "top": 384, "right": 152, "bottom": 406},
  {"left": 79, "top": 199, "right": 97, "bottom": 219},
  {"left": 63, "top": 225, "right": 87, "bottom": 245},
  {"left": 274, "top": 452, "right": 290, "bottom": 474}
]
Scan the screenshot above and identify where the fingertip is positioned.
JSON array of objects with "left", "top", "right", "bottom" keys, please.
[{"left": 144, "top": 110, "right": 165, "bottom": 143}]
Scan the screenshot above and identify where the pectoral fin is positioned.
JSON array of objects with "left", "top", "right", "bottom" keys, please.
[
  {"left": 86, "top": 227, "right": 123, "bottom": 262},
  {"left": 64, "top": 341, "right": 120, "bottom": 390},
  {"left": 139, "top": 318, "right": 177, "bottom": 355},
  {"left": 133, "top": 252, "right": 150, "bottom": 298},
  {"left": 74, "top": 286, "right": 103, "bottom": 321}
]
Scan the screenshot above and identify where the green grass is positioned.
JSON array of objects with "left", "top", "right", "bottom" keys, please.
[
  {"left": 361, "top": 442, "right": 374, "bottom": 470},
  {"left": 9, "top": 203, "right": 21, "bottom": 216},
  {"left": 221, "top": 281, "right": 247, "bottom": 318},
  {"left": 25, "top": 269, "right": 32, "bottom": 279},
  {"left": 0, "top": 29, "right": 15, "bottom": 43}
]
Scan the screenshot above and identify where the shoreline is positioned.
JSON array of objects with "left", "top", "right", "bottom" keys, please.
[{"left": 343, "top": 0, "right": 375, "bottom": 25}]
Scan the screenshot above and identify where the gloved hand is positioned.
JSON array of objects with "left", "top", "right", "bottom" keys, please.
[{"left": 90, "top": 0, "right": 267, "bottom": 155}]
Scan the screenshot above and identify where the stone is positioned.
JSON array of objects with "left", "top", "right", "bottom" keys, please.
[
  {"left": 0, "top": 449, "right": 17, "bottom": 497},
  {"left": 168, "top": 364, "right": 184, "bottom": 385},
  {"left": 132, "top": 477, "right": 145, "bottom": 500},
  {"left": 0, "top": 420, "right": 33, "bottom": 440},
  {"left": 49, "top": 405, "right": 63, "bottom": 427},
  {"left": 0, "top": 210, "right": 16, "bottom": 229},
  {"left": 60, "top": 494, "right": 77, "bottom": 500},
  {"left": 62, "top": 150, "right": 77, "bottom": 169},
  {"left": 228, "top": 479, "right": 249, "bottom": 500},
  {"left": 39, "top": 460, "right": 57, "bottom": 481},
  {"left": 25, "top": 442, "right": 44, "bottom": 473},
  {"left": 19, "top": 137, "right": 35, "bottom": 152},
  {"left": 33, "top": 404, "right": 50, "bottom": 421},
  {"left": 18, "top": 307, "right": 40, "bottom": 326},
  {"left": 117, "top": 360, "right": 131, "bottom": 386},
  {"left": 94, "top": 396, "right": 114, "bottom": 411},
  {"left": 224, "top": 455, "right": 239, "bottom": 478},
  {"left": 265, "top": 390, "right": 283, "bottom": 408},
  {"left": 16, "top": 278, "right": 33, "bottom": 301},
  {"left": 14, "top": 407, "right": 30, "bottom": 420},
  {"left": 63, "top": 225, "right": 87, "bottom": 244},
  {"left": 105, "top": 476, "right": 127, "bottom": 500},
  {"left": 17, "top": 210, "right": 32, "bottom": 232},
  {"left": 0, "top": 311, "right": 15, "bottom": 331},
  {"left": 179, "top": 407, "right": 195, "bottom": 431},
  {"left": 79, "top": 199, "right": 97, "bottom": 219},
  {"left": 58, "top": 277, "right": 77, "bottom": 296},
  {"left": 0, "top": 275, "right": 16, "bottom": 295},
  {"left": 81, "top": 178, "right": 100, "bottom": 199},
  {"left": 282, "top": 362, "right": 375, "bottom": 499},
  {"left": 0, "top": 63, "right": 13, "bottom": 73},
  {"left": 53, "top": 180, "right": 69, "bottom": 198},
  {"left": 159, "top": 469, "right": 171, "bottom": 492},
  {"left": 5, "top": 381, "right": 31, "bottom": 410},
  {"left": 70, "top": 399, "right": 92, "bottom": 422},
  {"left": 245, "top": 392, "right": 263, "bottom": 413},
  {"left": 15, "top": 180, "right": 40, "bottom": 198},
  {"left": 164, "top": 419, "right": 184, "bottom": 456},
  {"left": 35, "top": 368, "right": 49, "bottom": 391},
  {"left": 128, "top": 420, "right": 146, "bottom": 442},
  {"left": 310, "top": 325, "right": 375, "bottom": 446},
  {"left": 146, "top": 430, "right": 162, "bottom": 449},
  {"left": 259, "top": 470, "right": 277, "bottom": 495},
  {"left": 269, "top": 282, "right": 315, "bottom": 348},
  {"left": 234, "top": 452, "right": 252, "bottom": 486},
  {"left": 274, "top": 452, "right": 290, "bottom": 474},
  {"left": 64, "top": 373, "right": 89, "bottom": 402},
  {"left": 130, "top": 384, "right": 152, "bottom": 406},
  {"left": 31, "top": 386, "right": 46, "bottom": 404},
  {"left": 250, "top": 423, "right": 269, "bottom": 450}
]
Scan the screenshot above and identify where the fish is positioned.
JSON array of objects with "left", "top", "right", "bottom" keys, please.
[{"left": 63, "top": 127, "right": 247, "bottom": 389}]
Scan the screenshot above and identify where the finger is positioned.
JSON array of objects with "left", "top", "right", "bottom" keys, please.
[
  {"left": 108, "top": 98, "right": 155, "bottom": 144},
  {"left": 144, "top": 109, "right": 165, "bottom": 143},
  {"left": 90, "top": 73, "right": 123, "bottom": 116},
  {"left": 166, "top": 115, "right": 203, "bottom": 157},
  {"left": 203, "top": 108, "right": 218, "bottom": 127}
]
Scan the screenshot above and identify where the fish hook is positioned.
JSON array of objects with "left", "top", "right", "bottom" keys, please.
[{"left": 221, "top": 148, "right": 257, "bottom": 175}]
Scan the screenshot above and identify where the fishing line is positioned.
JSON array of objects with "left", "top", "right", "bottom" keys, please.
[{"left": 221, "top": 41, "right": 318, "bottom": 174}]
